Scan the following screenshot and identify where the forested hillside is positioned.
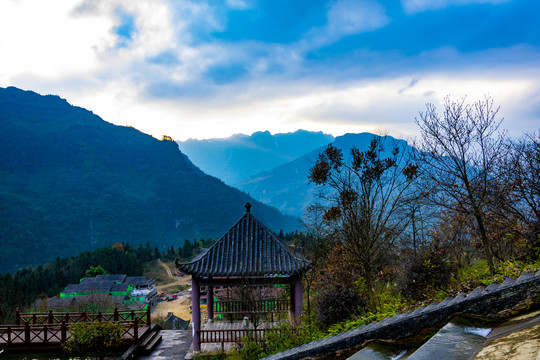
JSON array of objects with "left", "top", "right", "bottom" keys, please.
[{"left": 0, "top": 87, "right": 299, "bottom": 272}]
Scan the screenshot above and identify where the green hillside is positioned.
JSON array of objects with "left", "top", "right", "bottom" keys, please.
[{"left": 0, "top": 87, "right": 299, "bottom": 272}]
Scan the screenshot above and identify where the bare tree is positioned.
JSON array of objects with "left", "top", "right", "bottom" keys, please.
[
  {"left": 414, "top": 95, "right": 507, "bottom": 274},
  {"left": 504, "top": 132, "right": 540, "bottom": 247},
  {"left": 299, "top": 203, "right": 334, "bottom": 319},
  {"left": 227, "top": 279, "right": 282, "bottom": 340},
  {"left": 309, "top": 135, "right": 418, "bottom": 310}
]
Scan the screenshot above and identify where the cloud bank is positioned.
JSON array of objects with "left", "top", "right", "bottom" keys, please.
[{"left": 0, "top": 0, "right": 538, "bottom": 140}]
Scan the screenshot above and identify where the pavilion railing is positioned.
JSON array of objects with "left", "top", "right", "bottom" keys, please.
[
  {"left": 214, "top": 299, "right": 289, "bottom": 314},
  {"left": 198, "top": 328, "right": 283, "bottom": 344}
]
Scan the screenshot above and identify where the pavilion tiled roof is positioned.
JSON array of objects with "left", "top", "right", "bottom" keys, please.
[{"left": 179, "top": 204, "right": 310, "bottom": 278}]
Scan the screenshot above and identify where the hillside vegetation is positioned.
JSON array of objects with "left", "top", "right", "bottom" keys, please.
[{"left": 0, "top": 87, "right": 299, "bottom": 272}]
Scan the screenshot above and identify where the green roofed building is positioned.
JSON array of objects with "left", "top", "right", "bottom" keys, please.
[{"left": 59, "top": 274, "right": 157, "bottom": 308}]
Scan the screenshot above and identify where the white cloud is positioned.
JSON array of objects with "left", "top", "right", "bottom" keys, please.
[
  {"left": 66, "top": 65, "right": 538, "bottom": 141},
  {"left": 225, "top": 0, "right": 252, "bottom": 10},
  {"left": 0, "top": 0, "right": 113, "bottom": 81},
  {"left": 327, "top": 0, "right": 389, "bottom": 36},
  {"left": 1, "top": 0, "right": 537, "bottom": 143},
  {"left": 402, "top": 0, "right": 513, "bottom": 14},
  {"left": 0, "top": 0, "right": 177, "bottom": 85},
  {"left": 302, "top": 0, "right": 389, "bottom": 50}
]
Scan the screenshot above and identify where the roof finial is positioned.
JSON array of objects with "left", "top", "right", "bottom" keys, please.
[{"left": 245, "top": 202, "right": 251, "bottom": 213}]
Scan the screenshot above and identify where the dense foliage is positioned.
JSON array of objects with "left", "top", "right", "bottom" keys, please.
[{"left": 0, "top": 87, "right": 299, "bottom": 272}]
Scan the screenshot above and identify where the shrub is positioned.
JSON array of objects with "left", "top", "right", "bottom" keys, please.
[
  {"left": 229, "top": 317, "right": 324, "bottom": 360},
  {"left": 314, "top": 282, "right": 367, "bottom": 328},
  {"left": 62, "top": 321, "right": 124, "bottom": 360},
  {"left": 396, "top": 247, "right": 455, "bottom": 301}
]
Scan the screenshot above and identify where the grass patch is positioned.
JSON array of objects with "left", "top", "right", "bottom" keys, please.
[
  {"left": 451, "top": 259, "right": 540, "bottom": 293},
  {"left": 168, "top": 284, "right": 190, "bottom": 293},
  {"left": 143, "top": 260, "right": 175, "bottom": 287},
  {"left": 194, "top": 352, "right": 228, "bottom": 359}
]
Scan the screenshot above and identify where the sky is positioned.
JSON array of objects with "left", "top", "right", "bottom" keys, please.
[{"left": 0, "top": 0, "right": 538, "bottom": 141}]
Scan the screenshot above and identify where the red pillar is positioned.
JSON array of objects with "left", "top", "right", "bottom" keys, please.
[
  {"left": 207, "top": 285, "right": 214, "bottom": 321},
  {"left": 294, "top": 277, "right": 304, "bottom": 322},
  {"left": 192, "top": 276, "right": 201, "bottom": 351},
  {"left": 289, "top": 282, "right": 296, "bottom": 325}
]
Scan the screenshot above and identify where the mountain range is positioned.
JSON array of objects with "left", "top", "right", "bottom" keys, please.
[
  {"left": 177, "top": 130, "right": 335, "bottom": 186},
  {"left": 0, "top": 87, "right": 299, "bottom": 273},
  {"left": 183, "top": 132, "right": 411, "bottom": 218}
]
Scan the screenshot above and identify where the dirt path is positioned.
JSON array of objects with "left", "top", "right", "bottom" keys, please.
[
  {"left": 158, "top": 259, "right": 174, "bottom": 278},
  {"left": 155, "top": 260, "right": 191, "bottom": 292},
  {"left": 152, "top": 260, "right": 193, "bottom": 323}
]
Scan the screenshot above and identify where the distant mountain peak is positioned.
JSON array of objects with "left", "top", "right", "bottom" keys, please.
[{"left": 177, "top": 129, "right": 335, "bottom": 185}]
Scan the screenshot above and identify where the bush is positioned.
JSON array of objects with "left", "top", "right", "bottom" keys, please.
[
  {"left": 229, "top": 318, "right": 324, "bottom": 360},
  {"left": 62, "top": 321, "right": 124, "bottom": 360},
  {"left": 396, "top": 247, "right": 455, "bottom": 301},
  {"left": 314, "top": 283, "right": 366, "bottom": 328}
]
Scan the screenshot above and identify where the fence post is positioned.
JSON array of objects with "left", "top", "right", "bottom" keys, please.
[
  {"left": 24, "top": 322, "right": 30, "bottom": 350},
  {"left": 97, "top": 312, "right": 102, "bottom": 322},
  {"left": 146, "top": 306, "right": 151, "bottom": 326},
  {"left": 48, "top": 310, "right": 54, "bottom": 324},
  {"left": 7, "top": 326, "right": 11, "bottom": 344},
  {"left": 43, "top": 324, "right": 48, "bottom": 342},
  {"left": 133, "top": 318, "right": 138, "bottom": 341},
  {"left": 32, "top": 313, "right": 37, "bottom": 325},
  {"left": 61, "top": 321, "right": 67, "bottom": 343},
  {"left": 65, "top": 313, "right": 70, "bottom": 324},
  {"left": 114, "top": 308, "right": 119, "bottom": 322},
  {"left": 15, "top": 310, "right": 20, "bottom": 325},
  {"left": 81, "top": 311, "right": 86, "bottom": 322},
  {"left": 131, "top": 310, "right": 135, "bottom": 321}
]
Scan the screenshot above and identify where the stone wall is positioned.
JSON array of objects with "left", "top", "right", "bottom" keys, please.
[{"left": 262, "top": 271, "right": 540, "bottom": 360}]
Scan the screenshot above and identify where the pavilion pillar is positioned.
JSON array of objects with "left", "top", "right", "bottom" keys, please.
[
  {"left": 294, "top": 277, "right": 303, "bottom": 322},
  {"left": 289, "top": 281, "right": 296, "bottom": 325},
  {"left": 192, "top": 276, "right": 201, "bottom": 351},
  {"left": 207, "top": 285, "right": 214, "bottom": 321}
]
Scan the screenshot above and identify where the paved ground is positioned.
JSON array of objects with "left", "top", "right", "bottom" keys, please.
[
  {"left": 138, "top": 330, "right": 192, "bottom": 360},
  {"left": 472, "top": 310, "right": 540, "bottom": 360}
]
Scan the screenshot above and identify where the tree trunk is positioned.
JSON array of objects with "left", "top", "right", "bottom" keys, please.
[
  {"left": 473, "top": 211, "right": 496, "bottom": 274},
  {"left": 364, "top": 272, "right": 377, "bottom": 312}
]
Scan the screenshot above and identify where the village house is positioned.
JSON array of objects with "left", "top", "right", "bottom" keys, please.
[{"left": 34, "top": 274, "right": 158, "bottom": 312}]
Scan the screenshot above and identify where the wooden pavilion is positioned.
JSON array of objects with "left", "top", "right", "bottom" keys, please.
[{"left": 178, "top": 203, "right": 310, "bottom": 351}]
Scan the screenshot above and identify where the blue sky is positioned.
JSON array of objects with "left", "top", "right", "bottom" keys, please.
[{"left": 0, "top": 0, "right": 538, "bottom": 140}]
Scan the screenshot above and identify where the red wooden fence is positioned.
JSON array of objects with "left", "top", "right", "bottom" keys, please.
[{"left": 0, "top": 308, "right": 150, "bottom": 350}]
